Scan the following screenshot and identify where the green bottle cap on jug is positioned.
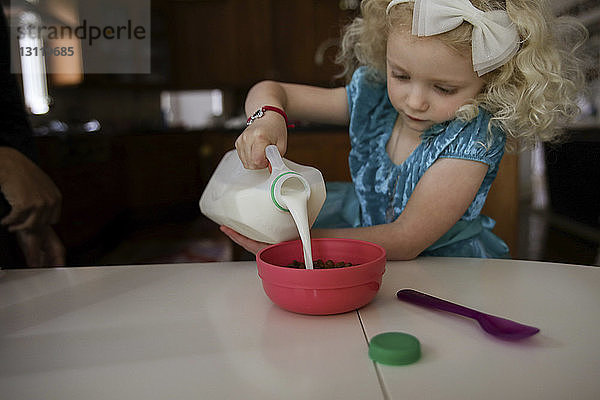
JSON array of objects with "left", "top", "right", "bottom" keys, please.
[{"left": 368, "top": 332, "right": 421, "bottom": 365}]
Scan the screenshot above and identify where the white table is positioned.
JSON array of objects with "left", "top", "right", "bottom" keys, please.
[
  {"left": 1, "top": 258, "right": 599, "bottom": 400},
  {"left": 359, "top": 258, "right": 600, "bottom": 400},
  {"left": 0, "top": 264, "right": 381, "bottom": 400}
]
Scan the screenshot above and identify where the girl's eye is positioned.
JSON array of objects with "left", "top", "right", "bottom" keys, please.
[
  {"left": 392, "top": 73, "right": 409, "bottom": 80},
  {"left": 435, "top": 86, "right": 457, "bottom": 95}
]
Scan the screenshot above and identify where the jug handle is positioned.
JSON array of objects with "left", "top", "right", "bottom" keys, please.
[
  {"left": 265, "top": 145, "right": 287, "bottom": 174},
  {"left": 265, "top": 145, "right": 311, "bottom": 212}
]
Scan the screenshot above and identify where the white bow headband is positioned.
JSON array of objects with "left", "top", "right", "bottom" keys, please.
[{"left": 386, "top": 0, "right": 519, "bottom": 76}]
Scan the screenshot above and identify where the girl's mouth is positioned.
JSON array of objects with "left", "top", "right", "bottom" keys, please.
[{"left": 406, "top": 114, "right": 426, "bottom": 122}]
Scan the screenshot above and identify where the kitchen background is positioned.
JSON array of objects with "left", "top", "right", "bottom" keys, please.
[{"left": 3, "top": 0, "right": 599, "bottom": 266}]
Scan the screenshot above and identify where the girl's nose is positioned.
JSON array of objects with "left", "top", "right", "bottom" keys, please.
[{"left": 406, "top": 86, "right": 429, "bottom": 112}]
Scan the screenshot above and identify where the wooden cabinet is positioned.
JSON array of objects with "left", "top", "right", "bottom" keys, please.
[
  {"left": 269, "top": 1, "right": 355, "bottom": 84},
  {"left": 35, "top": 135, "right": 126, "bottom": 253},
  {"left": 112, "top": 133, "right": 206, "bottom": 216},
  {"left": 35, "top": 132, "right": 208, "bottom": 263},
  {"left": 71, "top": 0, "right": 355, "bottom": 89},
  {"left": 197, "top": 128, "right": 352, "bottom": 182},
  {"left": 160, "top": 0, "right": 356, "bottom": 88},
  {"left": 163, "top": 0, "right": 271, "bottom": 88},
  {"left": 34, "top": 129, "right": 351, "bottom": 263}
]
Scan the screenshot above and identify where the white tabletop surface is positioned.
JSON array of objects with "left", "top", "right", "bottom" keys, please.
[
  {"left": 1, "top": 258, "right": 599, "bottom": 400},
  {"left": 0, "top": 263, "right": 381, "bottom": 400},
  {"left": 361, "top": 257, "right": 600, "bottom": 400}
]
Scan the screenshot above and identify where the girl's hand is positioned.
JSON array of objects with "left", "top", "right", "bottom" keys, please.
[
  {"left": 235, "top": 112, "right": 288, "bottom": 170},
  {"left": 219, "top": 225, "right": 270, "bottom": 255},
  {"left": 236, "top": 80, "right": 349, "bottom": 170}
]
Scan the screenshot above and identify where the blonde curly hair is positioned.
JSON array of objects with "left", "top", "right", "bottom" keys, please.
[{"left": 336, "top": 0, "right": 588, "bottom": 150}]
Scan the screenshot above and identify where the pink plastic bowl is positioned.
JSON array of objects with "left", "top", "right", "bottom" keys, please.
[{"left": 256, "top": 238, "right": 386, "bottom": 315}]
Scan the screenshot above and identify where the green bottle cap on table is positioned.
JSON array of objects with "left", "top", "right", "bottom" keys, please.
[{"left": 368, "top": 332, "right": 421, "bottom": 365}]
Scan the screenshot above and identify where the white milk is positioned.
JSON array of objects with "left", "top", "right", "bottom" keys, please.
[{"left": 279, "top": 178, "right": 314, "bottom": 269}]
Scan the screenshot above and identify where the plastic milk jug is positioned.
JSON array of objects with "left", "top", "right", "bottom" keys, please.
[{"left": 199, "top": 145, "right": 326, "bottom": 247}]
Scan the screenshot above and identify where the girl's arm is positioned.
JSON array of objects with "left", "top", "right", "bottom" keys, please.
[
  {"left": 313, "top": 158, "right": 488, "bottom": 260},
  {"left": 236, "top": 81, "right": 349, "bottom": 169},
  {"left": 221, "top": 157, "right": 489, "bottom": 260}
]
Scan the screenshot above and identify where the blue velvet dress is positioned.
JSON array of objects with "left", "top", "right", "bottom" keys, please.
[{"left": 314, "top": 67, "right": 509, "bottom": 258}]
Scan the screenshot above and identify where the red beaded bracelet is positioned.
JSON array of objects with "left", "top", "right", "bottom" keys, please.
[{"left": 246, "top": 105, "right": 295, "bottom": 128}]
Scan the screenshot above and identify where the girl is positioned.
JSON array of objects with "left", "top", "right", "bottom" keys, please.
[{"left": 223, "top": 0, "right": 586, "bottom": 260}]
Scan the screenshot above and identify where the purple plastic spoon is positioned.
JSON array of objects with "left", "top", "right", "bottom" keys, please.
[{"left": 397, "top": 289, "right": 540, "bottom": 340}]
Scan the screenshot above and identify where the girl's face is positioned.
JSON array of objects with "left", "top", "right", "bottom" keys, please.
[{"left": 386, "top": 28, "right": 485, "bottom": 134}]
